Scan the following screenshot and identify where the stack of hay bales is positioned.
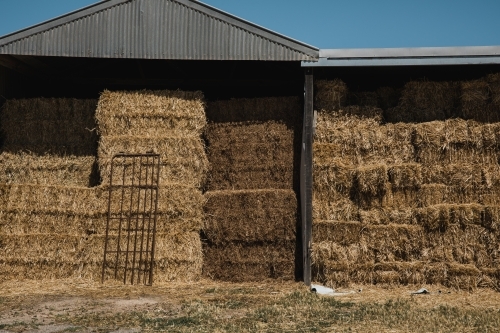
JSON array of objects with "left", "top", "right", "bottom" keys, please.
[
  {"left": 313, "top": 77, "right": 500, "bottom": 290},
  {"left": 0, "top": 98, "right": 100, "bottom": 279},
  {"left": 203, "top": 97, "right": 300, "bottom": 281},
  {"left": 94, "top": 90, "right": 208, "bottom": 282}
]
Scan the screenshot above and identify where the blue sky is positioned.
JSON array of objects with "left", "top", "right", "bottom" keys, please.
[{"left": 0, "top": 0, "right": 499, "bottom": 49}]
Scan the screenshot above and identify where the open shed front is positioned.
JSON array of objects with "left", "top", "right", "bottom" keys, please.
[
  {"left": 0, "top": 57, "right": 308, "bottom": 283},
  {"left": 304, "top": 55, "right": 500, "bottom": 290}
]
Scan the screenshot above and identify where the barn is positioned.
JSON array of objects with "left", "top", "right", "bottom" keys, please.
[{"left": 1, "top": 0, "right": 499, "bottom": 290}]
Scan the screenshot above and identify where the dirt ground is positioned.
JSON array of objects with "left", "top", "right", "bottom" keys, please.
[{"left": 0, "top": 278, "right": 499, "bottom": 332}]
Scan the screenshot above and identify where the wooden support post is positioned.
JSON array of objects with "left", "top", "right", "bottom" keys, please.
[{"left": 301, "top": 68, "right": 313, "bottom": 286}]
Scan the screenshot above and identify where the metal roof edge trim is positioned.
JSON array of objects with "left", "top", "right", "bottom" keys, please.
[
  {"left": 319, "top": 46, "right": 500, "bottom": 59},
  {"left": 0, "top": 0, "right": 319, "bottom": 58},
  {"left": 302, "top": 56, "right": 500, "bottom": 67}
]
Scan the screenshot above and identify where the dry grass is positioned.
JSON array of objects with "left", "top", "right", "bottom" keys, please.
[{"left": 0, "top": 279, "right": 498, "bottom": 333}]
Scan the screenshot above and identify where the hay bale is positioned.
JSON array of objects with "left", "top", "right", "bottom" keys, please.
[
  {"left": 206, "top": 97, "right": 300, "bottom": 124},
  {"left": 98, "top": 135, "right": 208, "bottom": 187},
  {"left": 421, "top": 163, "right": 500, "bottom": 190},
  {"left": 354, "top": 164, "right": 388, "bottom": 197},
  {"left": 205, "top": 121, "right": 295, "bottom": 190},
  {"left": 415, "top": 205, "right": 450, "bottom": 231},
  {"left": 313, "top": 221, "right": 424, "bottom": 259},
  {"left": 313, "top": 159, "right": 354, "bottom": 200},
  {"left": 487, "top": 73, "right": 500, "bottom": 108},
  {"left": 460, "top": 79, "right": 496, "bottom": 122},
  {"left": 1, "top": 98, "right": 98, "bottom": 156},
  {"left": 377, "top": 86, "right": 400, "bottom": 110},
  {"left": 314, "top": 119, "right": 414, "bottom": 165},
  {"left": 417, "top": 184, "right": 483, "bottom": 207},
  {"left": 391, "top": 80, "right": 459, "bottom": 122},
  {"left": 0, "top": 234, "right": 83, "bottom": 262},
  {"left": 202, "top": 242, "right": 295, "bottom": 282},
  {"left": 314, "top": 79, "right": 348, "bottom": 111},
  {"left": 0, "top": 152, "right": 96, "bottom": 186},
  {"left": 358, "top": 208, "right": 415, "bottom": 225},
  {"left": 95, "top": 89, "right": 206, "bottom": 136},
  {"left": 388, "top": 163, "right": 422, "bottom": 190},
  {"left": 203, "top": 189, "right": 297, "bottom": 244},
  {"left": 348, "top": 91, "right": 378, "bottom": 107},
  {"left": 312, "top": 198, "right": 358, "bottom": 221}
]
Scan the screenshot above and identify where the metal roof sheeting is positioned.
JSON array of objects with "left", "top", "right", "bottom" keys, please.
[{"left": 0, "top": 0, "right": 318, "bottom": 61}]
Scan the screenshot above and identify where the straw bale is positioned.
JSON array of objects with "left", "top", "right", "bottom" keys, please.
[
  {"left": 358, "top": 208, "right": 415, "bottom": 225},
  {"left": 106, "top": 184, "right": 204, "bottom": 219},
  {"left": 487, "top": 73, "right": 500, "bottom": 108},
  {"left": 0, "top": 260, "right": 81, "bottom": 280},
  {"left": 388, "top": 163, "right": 422, "bottom": 190},
  {"left": 312, "top": 242, "right": 370, "bottom": 265},
  {"left": 415, "top": 205, "right": 450, "bottom": 231},
  {"left": 205, "top": 121, "right": 294, "bottom": 147},
  {"left": 0, "top": 211, "right": 201, "bottom": 235},
  {"left": 312, "top": 198, "right": 359, "bottom": 221},
  {"left": 398, "top": 80, "right": 459, "bottom": 121},
  {"left": 206, "top": 97, "right": 300, "bottom": 123},
  {"left": 417, "top": 184, "right": 482, "bottom": 207},
  {"left": 2, "top": 184, "right": 104, "bottom": 215},
  {"left": 386, "top": 188, "right": 419, "bottom": 209},
  {"left": 95, "top": 89, "right": 206, "bottom": 136},
  {"left": 207, "top": 168, "right": 294, "bottom": 191},
  {"left": 203, "top": 189, "right": 297, "bottom": 244},
  {"left": 1, "top": 98, "right": 98, "bottom": 156},
  {"left": 421, "top": 163, "right": 500, "bottom": 190},
  {"left": 1, "top": 98, "right": 97, "bottom": 122},
  {"left": 348, "top": 91, "right": 378, "bottom": 107},
  {"left": 0, "top": 184, "right": 203, "bottom": 221},
  {"left": 98, "top": 135, "right": 208, "bottom": 187},
  {"left": 314, "top": 120, "right": 414, "bottom": 165},
  {"left": 202, "top": 242, "right": 295, "bottom": 282},
  {"left": 460, "top": 79, "right": 495, "bottom": 122},
  {"left": 314, "top": 79, "right": 348, "bottom": 111},
  {"left": 376, "top": 86, "right": 400, "bottom": 110},
  {"left": 0, "top": 234, "right": 83, "bottom": 262},
  {"left": 313, "top": 159, "right": 354, "bottom": 200},
  {"left": 0, "top": 152, "right": 96, "bottom": 186},
  {"left": 313, "top": 221, "right": 424, "bottom": 261},
  {"left": 424, "top": 224, "right": 499, "bottom": 266},
  {"left": 312, "top": 220, "right": 364, "bottom": 245},
  {"left": 354, "top": 164, "right": 388, "bottom": 197},
  {"left": 483, "top": 206, "right": 500, "bottom": 230},
  {"left": 205, "top": 121, "right": 295, "bottom": 190},
  {"left": 80, "top": 232, "right": 202, "bottom": 265}
]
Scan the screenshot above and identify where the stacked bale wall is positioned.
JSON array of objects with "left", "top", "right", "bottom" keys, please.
[
  {"left": 0, "top": 98, "right": 100, "bottom": 279},
  {"left": 202, "top": 97, "right": 300, "bottom": 281},
  {"left": 95, "top": 90, "right": 208, "bottom": 282},
  {"left": 313, "top": 76, "right": 500, "bottom": 290},
  {"left": 0, "top": 91, "right": 208, "bottom": 282}
]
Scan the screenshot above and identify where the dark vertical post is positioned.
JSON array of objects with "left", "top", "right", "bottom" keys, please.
[{"left": 301, "top": 68, "right": 313, "bottom": 286}]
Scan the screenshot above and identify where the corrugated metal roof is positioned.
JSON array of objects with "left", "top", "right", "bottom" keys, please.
[
  {"left": 302, "top": 46, "right": 500, "bottom": 67},
  {"left": 0, "top": 0, "right": 318, "bottom": 61}
]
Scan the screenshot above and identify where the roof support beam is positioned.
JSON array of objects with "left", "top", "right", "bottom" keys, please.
[{"left": 301, "top": 68, "right": 313, "bottom": 286}]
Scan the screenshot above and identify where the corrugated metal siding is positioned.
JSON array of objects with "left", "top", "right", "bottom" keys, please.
[{"left": 0, "top": 0, "right": 318, "bottom": 61}]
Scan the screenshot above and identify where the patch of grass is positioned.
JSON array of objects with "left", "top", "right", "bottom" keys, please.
[{"left": 49, "top": 290, "right": 500, "bottom": 332}]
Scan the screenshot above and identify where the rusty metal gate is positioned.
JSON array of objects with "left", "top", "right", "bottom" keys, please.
[{"left": 102, "top": 153, "right": 160, "bottom": 285}]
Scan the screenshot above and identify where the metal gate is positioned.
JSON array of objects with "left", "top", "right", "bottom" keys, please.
[{"left": 102, "top": 153, "right": 160, "bottom": 285}]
